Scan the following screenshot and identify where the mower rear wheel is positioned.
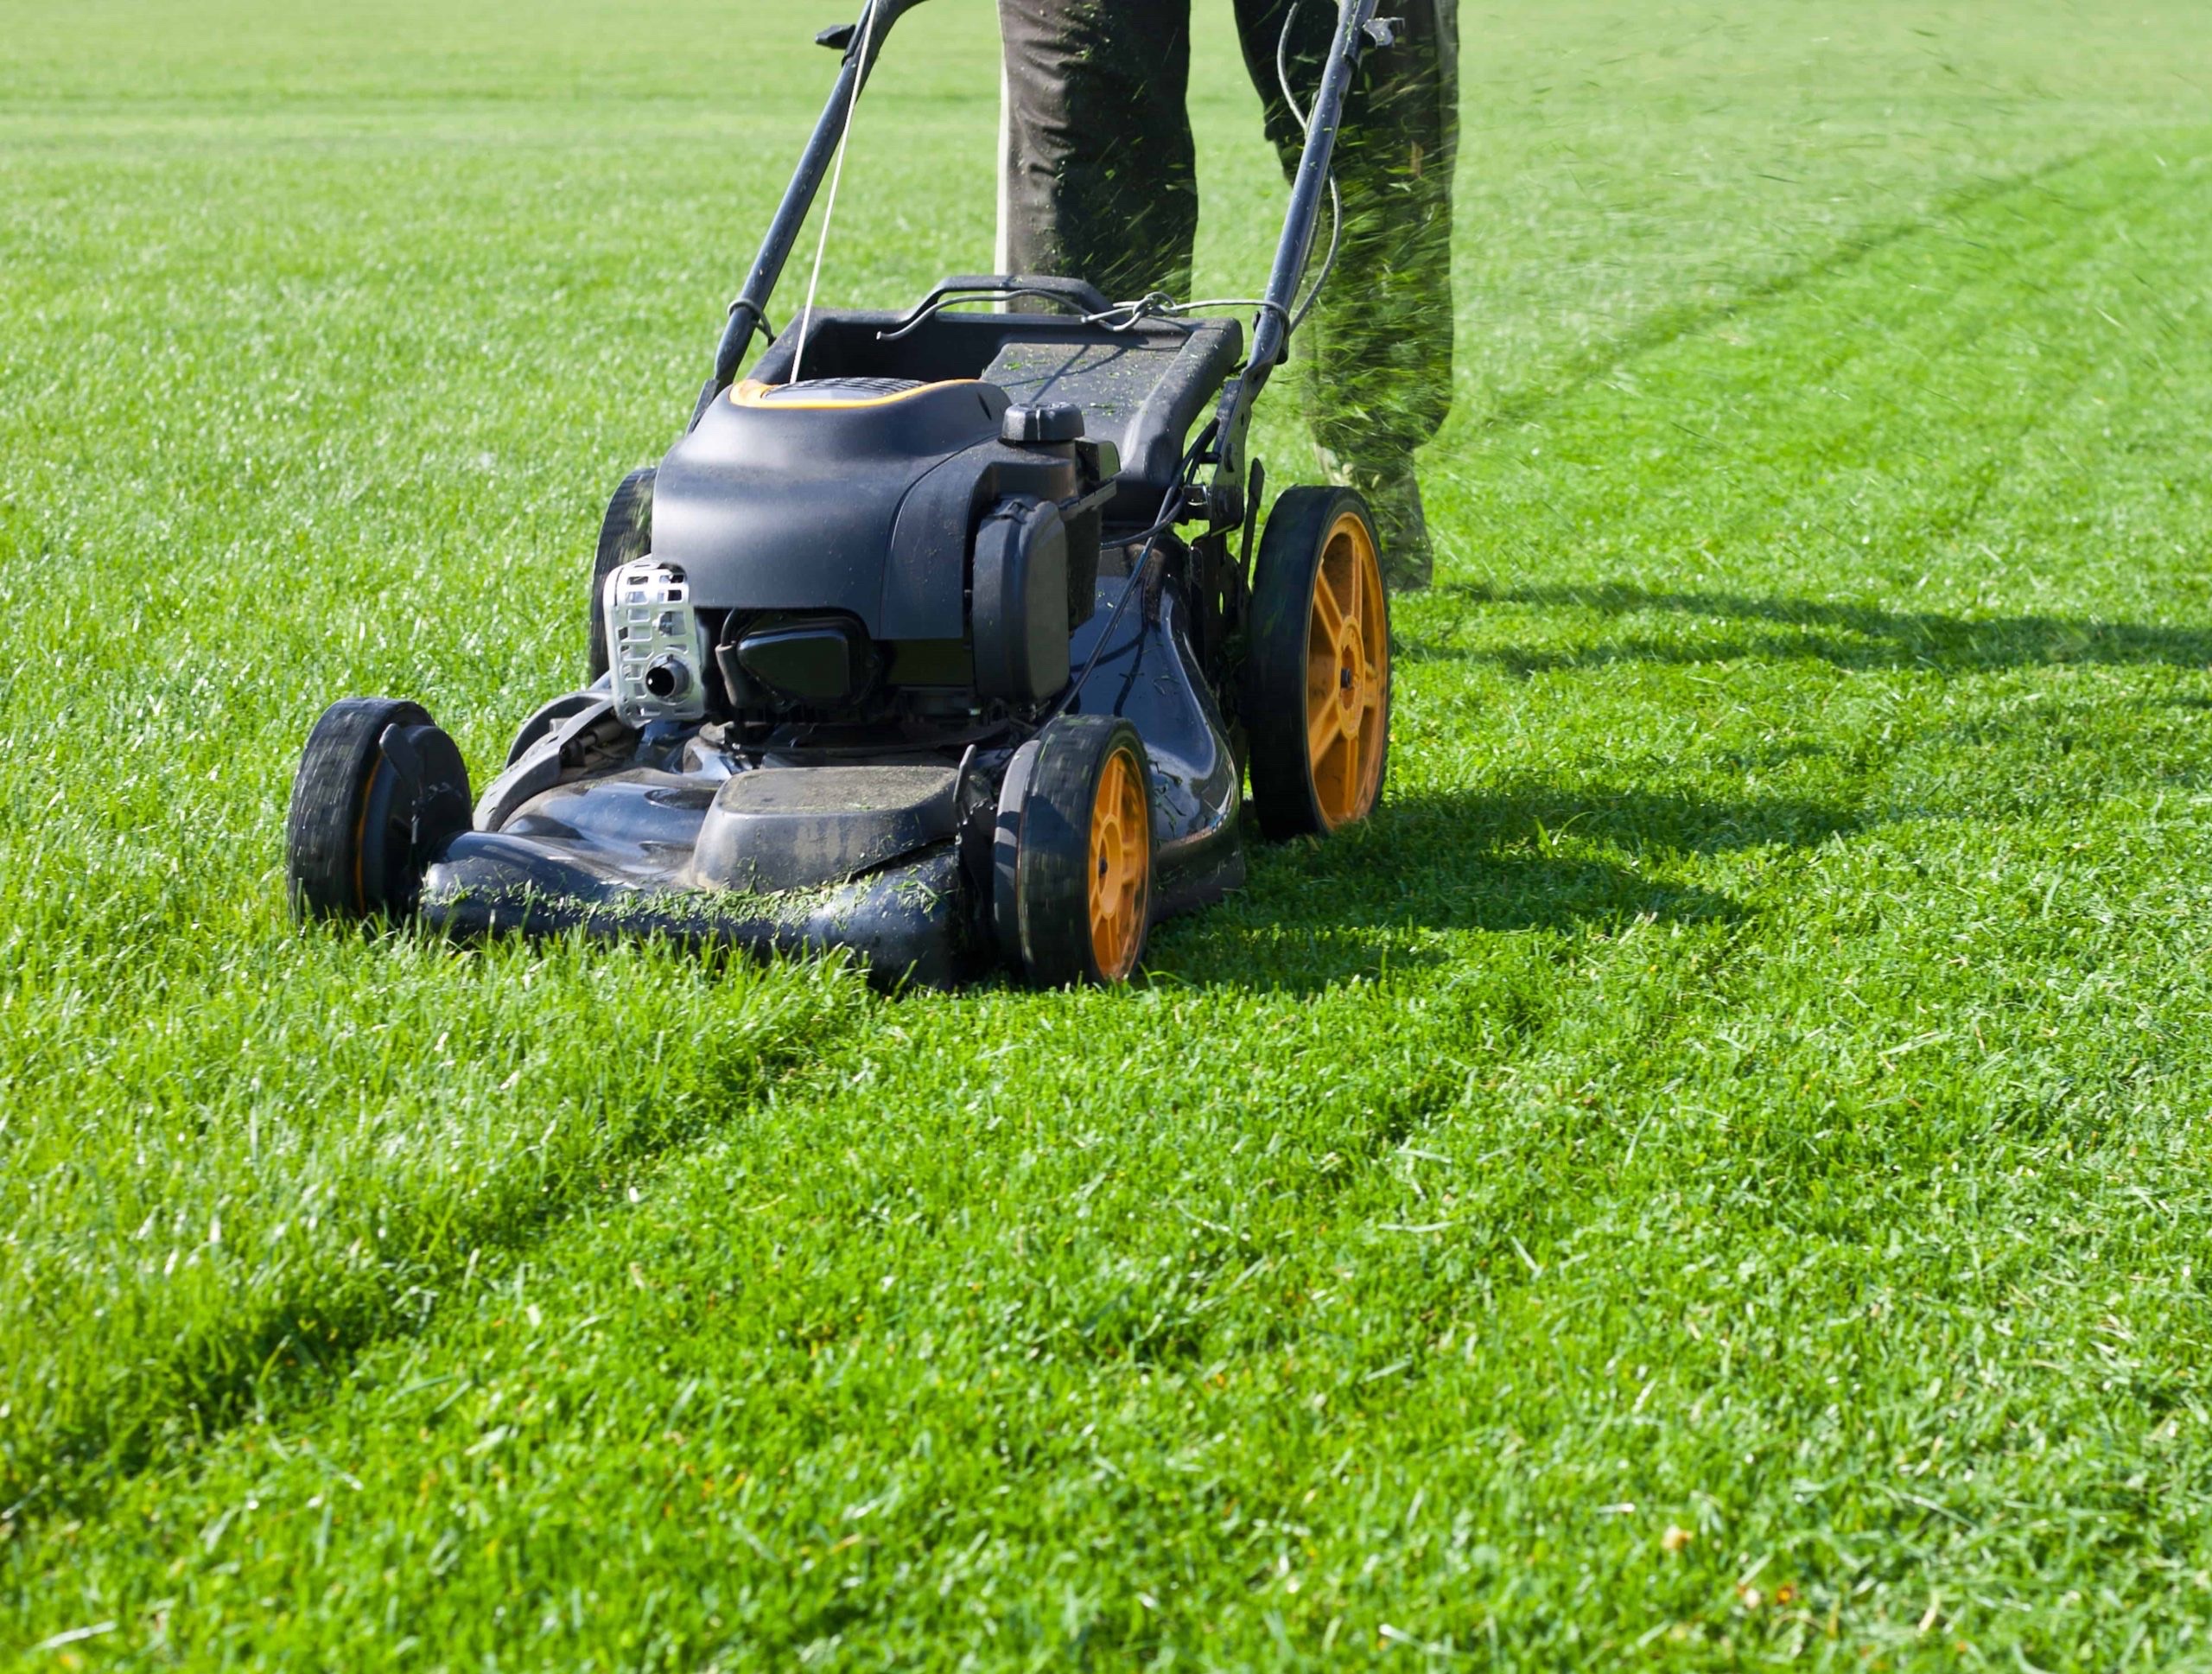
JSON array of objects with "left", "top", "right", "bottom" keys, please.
[
  {"left": 585, "top": 466, "right": 655, "bottom": 682},
  {"left": 1242, "top": 487, "right": 1391, "bottom": 839},
  {"left": 1008, "top": 714, "right": 1154, "bottom": 986},
  {"left": 286, "top": 697, "right": 474, "bottom": 922}
]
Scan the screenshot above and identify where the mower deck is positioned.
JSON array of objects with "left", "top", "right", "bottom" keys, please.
[{"left": 413, "top": 574, "right": 1243, "bottom": 988}]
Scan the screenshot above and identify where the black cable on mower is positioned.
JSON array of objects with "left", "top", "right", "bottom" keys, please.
[
  {"left": 1045, "top": 430, "right": 1218, "bottom": 724},
  {"left": 1274, "top": 0, "right": 1344, "bottom": 334}
]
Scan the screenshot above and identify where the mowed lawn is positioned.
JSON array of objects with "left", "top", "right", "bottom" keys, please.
[{"left": 6, "top": 0, "right": 2212, "bottom": 1664}]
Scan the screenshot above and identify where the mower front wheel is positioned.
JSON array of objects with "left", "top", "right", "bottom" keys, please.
[
  {"left": 1001, "top": 715, "right": 1154, "bottom": 987},
  {"left": 286, "top": 697, "right": 474, "bottom": 922},
  {"left": 1242, "top": 486, "right": 1392, "bottom": 839}
]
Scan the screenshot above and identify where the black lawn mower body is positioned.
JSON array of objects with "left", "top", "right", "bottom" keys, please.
[{"left": 287, "top": 0, "right": 1399, "bottom": 987}]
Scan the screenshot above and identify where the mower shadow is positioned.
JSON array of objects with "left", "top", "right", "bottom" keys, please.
[
  {"left": 1148, "top": 780, "right": 1859, "bottom": 992},
  {"left": 1412, "top": 582, "right": 2212, "bottom": 677}
]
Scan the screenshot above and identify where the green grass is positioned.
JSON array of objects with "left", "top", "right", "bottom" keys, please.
[{"left": 6, "top": 0, "right": 2212, "bottom": 1665}]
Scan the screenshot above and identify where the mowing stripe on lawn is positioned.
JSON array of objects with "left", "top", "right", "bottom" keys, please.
[{"left": 0, "top": 923, "right": 865, "bottom": 1518}]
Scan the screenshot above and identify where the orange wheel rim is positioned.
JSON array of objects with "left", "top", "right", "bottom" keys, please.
[
  {"left": 1303, "top": 510, "right": 1389, "bottom": 829},
  {"left": 1087, "top": 746, "right": 1148, "bottom": 980}
]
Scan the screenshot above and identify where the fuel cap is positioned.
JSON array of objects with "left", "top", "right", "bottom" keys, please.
[{"left": 1001, "top": 402, "right": 1085, "bottom": 445}]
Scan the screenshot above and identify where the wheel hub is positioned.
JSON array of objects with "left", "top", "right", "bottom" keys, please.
[{"left": 1335, "top": 625, "right": 1363, "bottom": 720}]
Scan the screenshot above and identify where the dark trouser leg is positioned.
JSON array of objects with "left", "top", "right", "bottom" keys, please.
[
  {"left": 1236, "top": 0, "right": 1459, "bottom": 586},
  {"left": 996, "top": 0, "right": 1198, "bottom": 303},
  {"left": 998, "top": 0, "right": 1457, "bottom": 586}
]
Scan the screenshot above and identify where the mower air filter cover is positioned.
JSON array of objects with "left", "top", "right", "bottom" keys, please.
[{"left": 971, "top": 496, "right": 1071, "bottom": 703}]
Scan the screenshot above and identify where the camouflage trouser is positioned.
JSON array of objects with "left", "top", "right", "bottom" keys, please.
[{"left": 996, "top": 0, "right": 1458, "bottom": 477}]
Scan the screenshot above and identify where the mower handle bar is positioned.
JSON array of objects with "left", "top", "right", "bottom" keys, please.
[
  {"left": 709, "top": 0, "right": 1385, "bottom": 531},
  {"left": 1204, "top": 0, "right": 1383, "bottom": 524},
  {"left": 709, "top": 0, "right": 932, "bottom": 390}
]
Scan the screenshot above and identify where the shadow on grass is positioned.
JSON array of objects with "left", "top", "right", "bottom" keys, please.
[
  {"left": 1414, "top": 582, "right": 2212, "bottom": 677},
  {"left": 1154, "top": 780, "right": 1859, "bottom": 990}
]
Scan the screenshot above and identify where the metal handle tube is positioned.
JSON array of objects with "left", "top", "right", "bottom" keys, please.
[
  {"left": 709, "top": 0, "right": 929, "bottom": 389},
  {"left": 1247, "top": 0, "right": 1376, "bottom": 378},
  {"left": 1200, "top": 0, "right": 1379, "bottom": 523}
]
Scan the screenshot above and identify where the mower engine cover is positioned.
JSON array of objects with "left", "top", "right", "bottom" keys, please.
[
  {"left": 649, "top": 376, "right": 1097, "bottom": 682},
  {"left": 653, "top": 378, "right": 1002, "bottom": 639}
]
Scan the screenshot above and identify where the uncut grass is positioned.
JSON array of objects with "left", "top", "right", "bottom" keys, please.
[{"left": 8, "top": 0, "right": 2212, "bottom": 1666}]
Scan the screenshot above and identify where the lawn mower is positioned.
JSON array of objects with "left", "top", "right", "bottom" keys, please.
[{"left": 285, "top": 0, "right": 1399, "bottom": 987}]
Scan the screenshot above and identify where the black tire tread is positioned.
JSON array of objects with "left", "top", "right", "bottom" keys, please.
[
  {"left": 286, "top": 697, "right": 429, "bottom": 920},
  {"left": 1014, "top": 714, "right": 1152, "bottom": 987},
  {"left": 1242, "top": 486, "right": 1391, "bottom": 841}
]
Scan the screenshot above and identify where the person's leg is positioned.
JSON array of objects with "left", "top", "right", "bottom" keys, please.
[
  {"left": 1234, "top": 0, "right": 1459, "bottom": 589},
  {"left": 997, "top": 0, "right": 1199, "bottom": 305}
]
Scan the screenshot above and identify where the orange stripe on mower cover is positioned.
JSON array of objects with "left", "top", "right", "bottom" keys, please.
[{"left": 730, "top": 378, "right": 982, "bottom": 411}]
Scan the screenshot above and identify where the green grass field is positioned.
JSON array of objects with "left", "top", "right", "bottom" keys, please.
[{"left": 7, "top": 0, "right": 2212, "bottom": 1664}]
